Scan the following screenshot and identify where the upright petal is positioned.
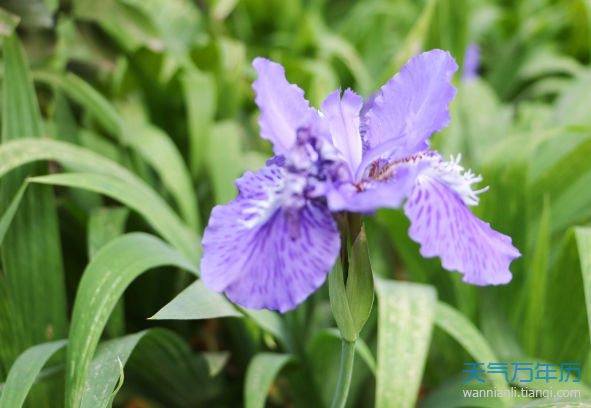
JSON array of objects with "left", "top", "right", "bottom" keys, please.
[
  {"left": 321, "top": 88, "right": 363, "bottom": 175},
  {"left": 252, "top": 58, "right": 313, "bottom": 154},
  {"left": 201, "top": 166, "right": 341, "bottom": 312},
  {"left": 403, "top": 175, "right": 521, "bottom": 285},
  {"left": 365, "top": 50, "right": 458, "bottom": 159}
]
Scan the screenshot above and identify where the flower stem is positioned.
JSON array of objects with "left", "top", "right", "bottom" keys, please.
[{"left": 330, "top": 340, "right": 356, "bottom": 408}]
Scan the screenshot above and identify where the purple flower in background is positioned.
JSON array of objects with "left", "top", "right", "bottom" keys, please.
[
  {"left": 201, "top": 49, "right": 521, "bottom": 312},
  {"left": 461, "top": 43, "right": 481, "bottom": 82}
]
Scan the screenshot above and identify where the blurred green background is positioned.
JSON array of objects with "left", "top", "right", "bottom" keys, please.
[{"left": 1, "top": 0, "right": 591, "bottom": 407}]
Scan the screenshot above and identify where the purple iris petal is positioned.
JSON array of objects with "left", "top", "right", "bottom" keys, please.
[
  {"left": 200, "top": 166, "right": 341, "bottom": 312},
  {"left": 252, "top": 58, "right": 314, "bottom": 154},
  {"left": 365, "top": 49, "right": 458, "bottom": 161},
  {"left": 403, "top": 175, "right": 521, "bottom": 285},
  {"left": 327, "top": 163, "right": 425, "bottom": 213},
  {"left": 321, "top": 88, "right": 363, "bottom": 176},
  {"left": 461, "top": 43, "right": 481, "bottom": 82}
]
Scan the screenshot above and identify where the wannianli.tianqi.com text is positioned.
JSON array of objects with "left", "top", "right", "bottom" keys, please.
[{"left": 462, "top": 388, "right": 581, "bottom": 399}]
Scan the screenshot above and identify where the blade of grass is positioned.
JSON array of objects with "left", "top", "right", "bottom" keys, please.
[
  {"left": 0, "top": 138, "right": 201, "bottom": 264},
  {"left": 181, "top": 69, "right": 216, "bottom": 176},
  {"left": 374, "top": 278, "right": 437, "bottom": 408},
  {"left": 0, "top": 182, "right": 27, "bottom": 248},
  {"left": 88, "top": 207, "right": 130, "bottom": 338},
  {"left": 129, "top": 125, "right": 200, "bottom": 231},
  {"left": 244, "top": 353, "right": 297, "bottom": 408},
  {"left": 0, "top": 340, "right": 67, "bottom": 408},
  {"left": 65, "top": 232, "right": 198, "bottom": 408},
  {"left": 81, "top": 330, "right": 151, "bottom": 408},
  {"left": 206, "top": 121, "right": 244, "bottom": 205},
  {"left": 435, "top": 301, "right": 514, "bottom": 406},
  {"left": 32, "top": 71, "right": 122, "bottom": 138},
  {"left": 0, "top": 38, "right": 68, "bottom": 408},
  {"left": 522, "top": 196, "right": 550, "bottom": 355},
  {"left": 29, "top": 172, "right": 200, "bottom": 265}
]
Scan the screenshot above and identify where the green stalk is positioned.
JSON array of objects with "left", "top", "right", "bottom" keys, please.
[{"left": 330, "top": 340, "right": 356, "bottom": 408}]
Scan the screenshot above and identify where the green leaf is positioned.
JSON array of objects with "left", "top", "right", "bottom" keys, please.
[
  {"left": 522, "top": 196, "right": 550, "bottom": 355},
  {"left": 376, "top": 209, "right": 440, "bottom": 284},
  {"left": 32, "top": 71, "right": 122, "bottom": 138},
  {"left": 88, "top": 207, "right": 130, "bottom": 338},
  {"left": 434, "top": 301, "right": 514, "bottom": 406},
  {"left": 239, "top": 309, "right": 291, "bottom": 351},
  {"left": 529, "top": 133, "right": 591, "bottom": 235},
  {"left": 0, "top": 7, "right": 20, "bottom": 35},
  {"left": 206, "top": 121, "right": 244, "bottom": 205},
  {"left": 65, "top": 233, "right": 198, "bottom": 408},
  {"left": 328, "top": 261, "right": 357, "bottom": 343},
  {"left": 244, "top": 353, "right": 296, "bottom": 408},
  {"left": 538, "top": 228, "right": 591, "bottom": 364},
  {"left": 203, "top": 351, "right": 231, "bottom": 377},
  {"left": 0, "top": 340, "right": 67, "bottom": 408},
  {"left": 151, "top": 280, "right": 242, "bottom": 320},
  {"left": 374, "top": 278, "right": 437, "bottom": 408},
  {"left": 181, "top": 70, "right": 216, "bottom": 176},
  {"left": 0, "top": 182, "right": 27, "bottom": 248},
  {"left": 1, "top": 33, "right": 68, "bottom": 372},
  {"left": 53, "top": 92, "right": 81, "bottom": 145},
  {"left": 120, "top": 0, "right": 204, "bottom": 53},
  {"left": 22, "top": 170, "right": 200, "bottom": 266},
  {"left": 129, "top": 125, "right": 200, "bottom": 230},
  {"left": 88, "top": 207, "right": 129, "bottom": 259},
  {"left": 346, "top": 226, "right": 374, "bottom": 335},
  {"left": 0, "top": 138, "right": 201, "bottom": 262},
  {"left": 80, "top": 331, "right": 149, "bottom": 408}
]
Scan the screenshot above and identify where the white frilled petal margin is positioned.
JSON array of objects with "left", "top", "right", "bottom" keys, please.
[
  {"left": 252, "top": 58, "right": 315, "bottom": 155},
  {"left": 403, "top": 175, "right": 521, "bottom": 285},
  {"left": 200, "top": 166, "right": 341, "bottom": 313}
]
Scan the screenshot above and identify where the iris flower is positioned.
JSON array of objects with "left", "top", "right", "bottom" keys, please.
[{"left": 201, "top": 49, "right": 521, "bottom": 313}]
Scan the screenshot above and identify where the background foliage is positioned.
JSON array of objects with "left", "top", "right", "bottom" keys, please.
[{"left": 0, "top": 0, "right": 591, "bottom": 407}]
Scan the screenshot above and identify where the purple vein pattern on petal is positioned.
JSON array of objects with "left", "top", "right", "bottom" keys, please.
[
  {"left": 365, "top": 49, "right": 458, "bottom": 160},
  {"left": 252, "top": 58, "right": 312, "bottom": 155},
  {"left": 321, "top": 88, "right": 363, "bottom": 175},
  {"left": 200, "top": 166, "right": 341, "bottom": 313},
  {"left": 403, "top": 176, "right": 521, "bottom": 285}
]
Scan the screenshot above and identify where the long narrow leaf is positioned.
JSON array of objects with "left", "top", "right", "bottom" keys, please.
[
  {"left": 65, "top": 233, "right": 198, "bottom": 408},
  {"left": 0, "top": 182, "right": 27, "bottom": 248},
  {"left": 0, "top": 340, "right": 67, "bottom": 408},
  {"left": 244, "top": 353, "right": 296, "bottom": 408},
  {"left": 130, "top": 125, "right": 200, "bottom": 230},
  {"left": 81, "top": 331, "right": 149, "bottom": 408},
  {"left": 435, "top": 301, "right": 514, "bottom": 406},
  {"left": 375, "top": 278, "right": 437, "bottom": 408},
  {"left": 30, "top": 173, "right": 200, "bottom": 265}
]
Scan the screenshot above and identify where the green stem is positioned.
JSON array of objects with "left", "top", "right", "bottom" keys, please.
[
  {"left": 346, "top": 212, "right": 362, "bottom": 244},
  {"left": 330, "top": 340, "right": 356, "bottom": 408}
]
